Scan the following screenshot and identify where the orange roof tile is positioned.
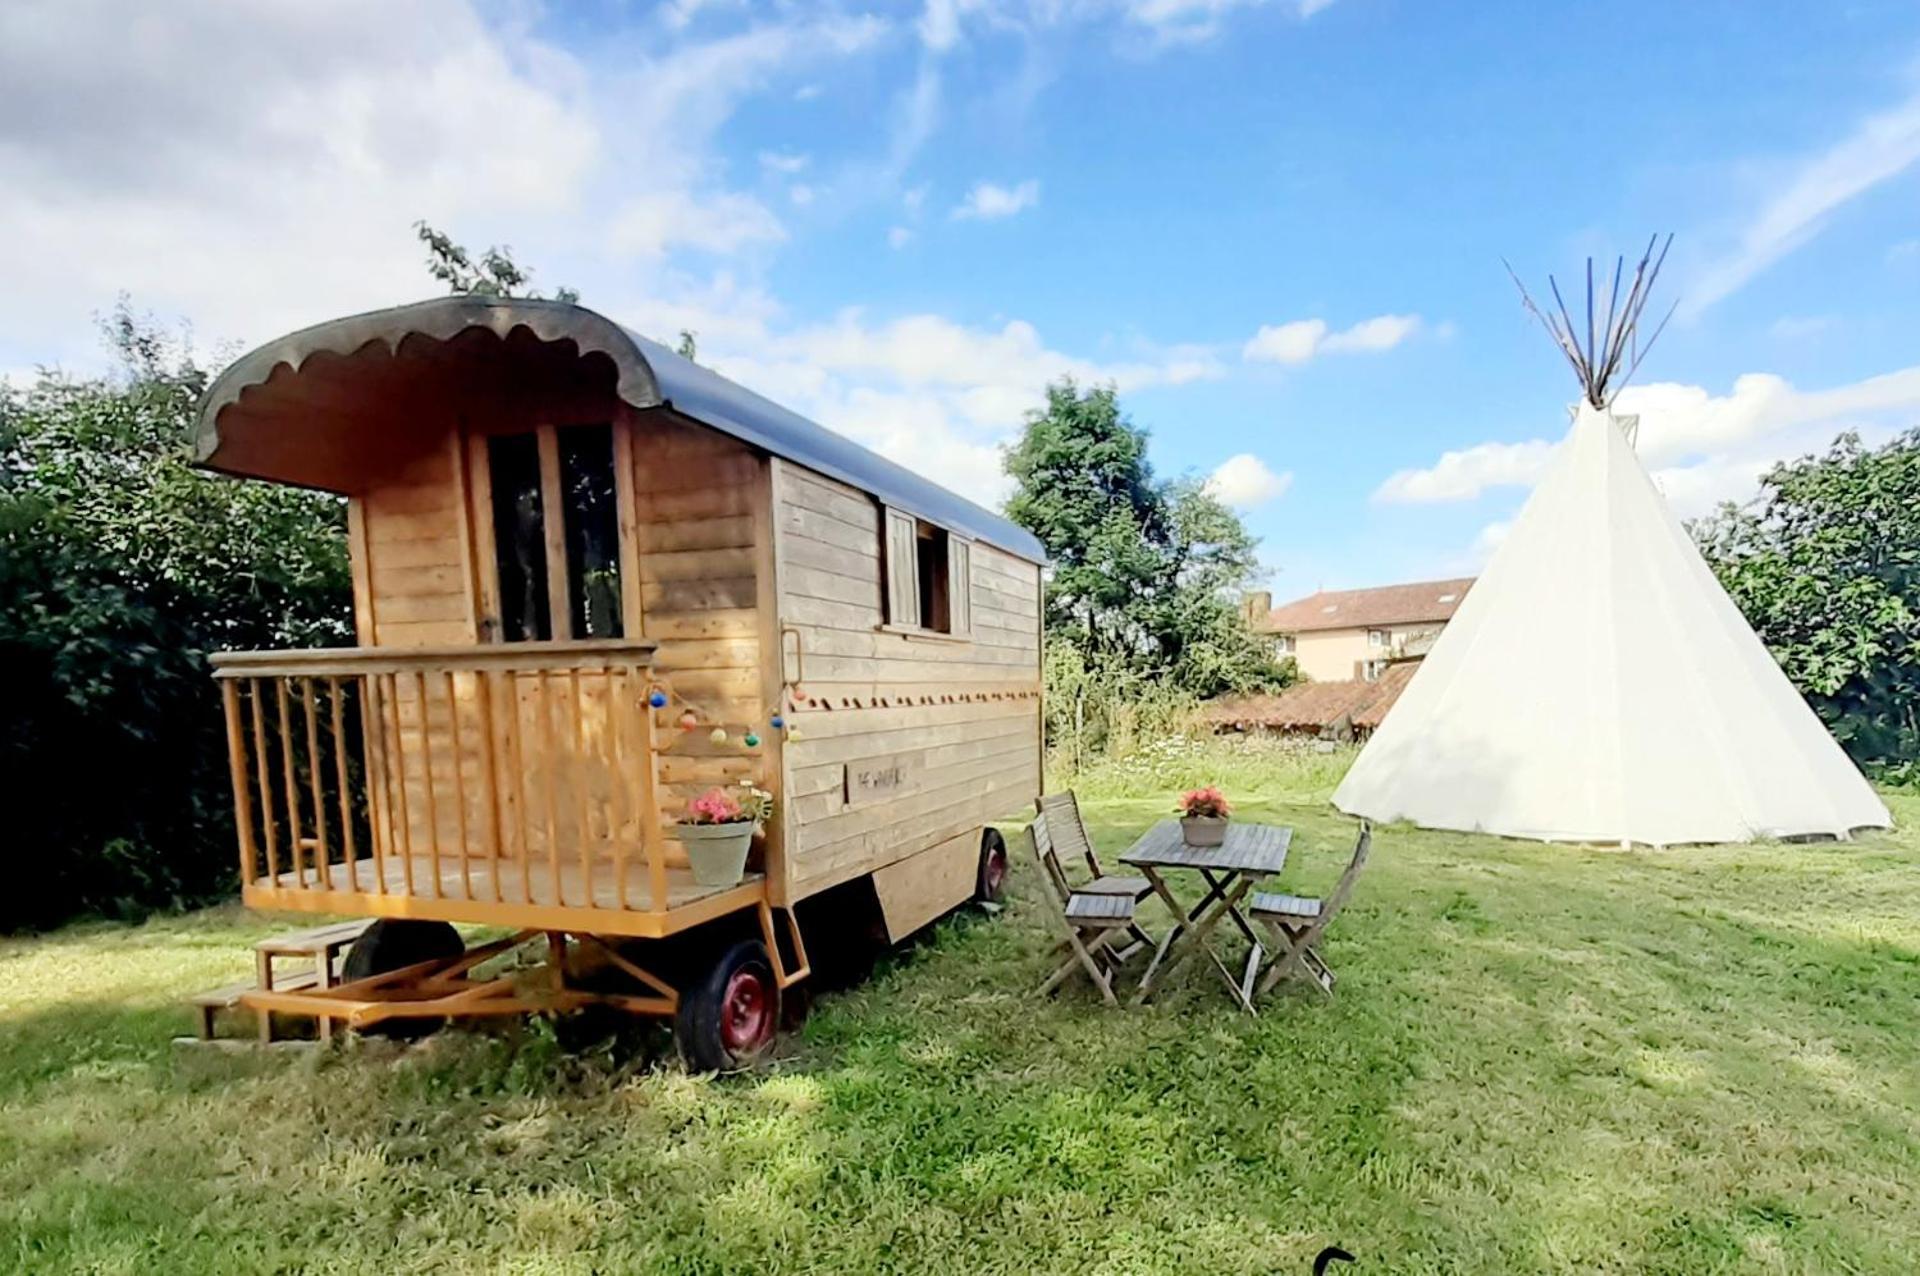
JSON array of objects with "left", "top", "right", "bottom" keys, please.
[
  {"left": 1259, "top": 576, "right": 1474, "bottom": 634},
  {"left": 1205, "top": 663, "right": 1419, "bottom": 733}
]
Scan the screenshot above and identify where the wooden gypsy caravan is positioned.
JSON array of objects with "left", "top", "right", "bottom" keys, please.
[{"left": 195, "top": 296, "right": 1044, "bottom": 1068}]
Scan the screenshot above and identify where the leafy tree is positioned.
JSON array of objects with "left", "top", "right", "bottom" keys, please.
[
  {"left": 1693, "top": 429, "right": 1920, "bottom": 780},
  {"left": 415, "top": 220, "right": 578, "bottom": 303},
  {"left": 0, "top": 308, "right": 351, "bottom": 928},
  {"left": 1004, "top": 380, "right": 1288, "bottom": 758}
]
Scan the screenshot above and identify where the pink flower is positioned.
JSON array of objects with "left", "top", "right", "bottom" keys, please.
[
  {"left": 687, "top": 788, "right": 744, "bottom": 824},
  {"left": 1178, "top": 786, "right": 1231, "bottom": 819}
]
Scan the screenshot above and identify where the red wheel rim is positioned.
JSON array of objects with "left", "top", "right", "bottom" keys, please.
[
  {"left": 719, "top": 966, "right": 773, "bottom": 1056},
  {"left": 983, "top": 844, "right": 1008, "bottom": 897}
]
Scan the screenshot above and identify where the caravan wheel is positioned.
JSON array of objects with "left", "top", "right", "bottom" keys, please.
[
  {"left": 975, "top": 828, "right": 1010, "bottom": 903},
  {"left": 676, "top": 940, "right": 780, "bottom": 1073}
]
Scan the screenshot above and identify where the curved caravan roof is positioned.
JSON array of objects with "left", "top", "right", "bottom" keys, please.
[{"left": 195, "top": 295, "right": 1046, "bottom": 563}]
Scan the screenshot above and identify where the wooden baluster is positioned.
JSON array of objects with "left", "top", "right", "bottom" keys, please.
[
  {"left": 221, "top": 680, "right": 258, "bottom": 888},
  {"left": 330, "top": 676, "right": 358, "bottom": 893},
  {"left": 606, "top": 668, "right": 632, "bottom": 911},
  {"left": 503, "top": 672, "right": 533, "bottom": 905},
  {"left": 361, "top": 673, "right": 392, "bottom": 895},
  {"left": 569, "top": 668, "right": 595, "bottom": 909},
  {"left": 538, "top": 670, "right": 565, "bottom": 907},
  {"left": 303, "top": 678, "right": 329, "bottom": 889},
  {"left": 384, "top": 672, "right": 416, "bottom": 897},
  {"left": 473, "top": 669, "right": 506, "bottom": 904},
  {"left": 445, "top": 669, "right": 474, "bottom": 901},
  {"left": 414, "top": 669, "right": 443, "bottom": 900},
  {"left": 639, "top": 680, "right": 668, "bottom": 913},
  {"left": 276, "top": 679, "right": 305, "bottom": 888},
  {"left": 250, "top": 679, "right": 280, "bottom": 887}
]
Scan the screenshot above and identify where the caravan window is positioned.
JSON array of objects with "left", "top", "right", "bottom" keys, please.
[
  {"left": 483, "top": 424, "right": 625, "bottom": 642},
  {"left": 882, "top": 506, "right": 971, "bottom": 638}
]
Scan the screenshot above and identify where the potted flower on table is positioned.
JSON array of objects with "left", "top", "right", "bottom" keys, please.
[
  {"left": 1177, "top": 786, "right": 1232, "bottom": 847},
  {"left": 676, "top": 784, "right": 774, "bottom": 887}
]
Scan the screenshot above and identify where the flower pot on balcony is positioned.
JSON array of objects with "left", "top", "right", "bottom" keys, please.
[
  {"left": 676, "top": 821, "right": 757, "bottom": 887},
  {"left": 1181, "top": 815, "right": 1229, "bottom": 847}
]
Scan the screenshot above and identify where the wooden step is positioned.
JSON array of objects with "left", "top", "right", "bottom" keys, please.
[
  {"left": 253, "top": 920, "right": 373, "bottom": 957},
  {"left": 187, "top": 970, "right": 321, "bottom": 1041}
]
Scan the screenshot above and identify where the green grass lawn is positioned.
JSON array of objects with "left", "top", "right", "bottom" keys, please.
[{"left": 3, "top": 743, "right": 1918, "bottom": 1274}]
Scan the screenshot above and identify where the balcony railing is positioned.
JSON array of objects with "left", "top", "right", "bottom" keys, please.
[{"left": 211, "top": 640, "right": 761, "bottom": 935}]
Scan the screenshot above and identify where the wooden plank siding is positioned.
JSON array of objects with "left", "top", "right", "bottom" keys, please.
[
  {"left": 771, "top": 458, "right": 1043, "bottom": 899},
  {"left": 628, "top": 410, "right": 778, "bottom": 841}
]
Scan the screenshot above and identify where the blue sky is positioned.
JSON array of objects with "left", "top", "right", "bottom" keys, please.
[{"left": 6, "top": 1, "right": 1920, "bottom": 597}]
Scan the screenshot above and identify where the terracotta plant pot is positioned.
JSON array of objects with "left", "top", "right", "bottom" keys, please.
[
  {"left": 1181, "top": 815, "right": 1229, "bottom": 847},
  {"left": 676, "top": 821, "right": 757, "bottom": 887}
]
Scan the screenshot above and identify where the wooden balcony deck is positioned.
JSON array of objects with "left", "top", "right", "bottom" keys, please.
[
  {"left": 215, "top": 639, "right": 767, "bottom": 940},
  {"left": 246, "top": 858, "right": 764, "bottom": 939}
]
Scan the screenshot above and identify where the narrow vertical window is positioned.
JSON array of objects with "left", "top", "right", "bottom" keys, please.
[
  {"left": 487, "top": 432, "right": 550, "bottom": 642},
  {"left": 915, "top": 523, "right": 951, "bottom": 631},
  {"left": 558, "top": 425, "right": 623, "bottom": 639}
]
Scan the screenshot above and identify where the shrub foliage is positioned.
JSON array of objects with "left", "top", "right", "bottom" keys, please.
[
  {"left": 1694, "top": 428, "right": 1920, "bottom": 782},
  {"left": 0, "top": 311, "right": 350, "bottom": 928}
]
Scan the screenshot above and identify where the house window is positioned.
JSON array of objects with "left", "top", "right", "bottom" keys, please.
[
  {"left": 484, "top": 424, "right": 625, "bottom": 642},
  {"left": 1362, "top": 658, "right": 1387, "bottom": 682},
  {"left": 1274, "top": 634, "right": 1296, "bottom": 654},
  {"left": 883, "top": 506, "right": 970, "bottom": 637},
  {"left": 1367, "top": 628, "right": 1388, "bottom": 648}
]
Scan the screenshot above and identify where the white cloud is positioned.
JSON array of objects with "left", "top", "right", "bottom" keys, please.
[
  {"left": 1243, "top": 313, "right": 1423, "bottom": 365},
  {"left": 608, "top": 190, "right": 785, "bottom": 258},
  {"left": 1768, "top": 314, "right": 1836, "bottom": 341},
  {"left": 0, "top": 1, "right": 1236, "bottom": 522},
  {"left": 688, "top": 309, "right": 1225, "bottom": 507},
  {"left": 1377, "top": 364, "right": 1920, "bottom": 515},
  {"left": 1324, "top": 313, "right": 1422, "bottom": 353},
  {"left": 919, "top": 0, "right": 965, "bottom": 51},
  {"left": 1243, "top": 319, "right": 1327, "bottom": 365},
  {"left": 758, "top": 149, "right": 810, "bottom": 174},
  {"left": 1687, "top": 86, "right": 1920, "bottom": 314},
  {"left": 1123, "top": 0, "right": 1342, "bottom": 44},
  {"left": 788, "top": 184, "right": 815, "bottom": 206},
  {"left": 0, "top": 0, "right": 599, "bottom": 358},
  {"left": 1206, "top": 453, "right": 1293, "bottom": 507},
  {"left": 0, "top": 1, "right": 896, "bottom": 365},
  {"left": 1373, "top": 440, "right": 1557, "bottom": 504},
  {"left": 1470, "top": 520, "right": 1510, "bottom": 562},
  {"left": 887, "top": 226, "right": 915, "bottom": 248},
  {"left": 952, "top": 178, "right": 1040, "bottom": 220}
]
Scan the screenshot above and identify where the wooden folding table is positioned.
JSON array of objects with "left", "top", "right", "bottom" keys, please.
[{"left": 1121, "top": 820, "right": 1291, "bottom": 1012}]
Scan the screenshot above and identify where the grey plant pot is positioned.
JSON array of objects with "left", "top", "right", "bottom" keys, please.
[
  {"left": 675, "top": 821, "right": 757, "bottom": 887},
  {"left": 1181, "top": 816, "right": 1229, "bottom": 847}
]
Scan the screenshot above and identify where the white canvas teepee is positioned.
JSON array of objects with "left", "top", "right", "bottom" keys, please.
[{"left": 1334, "top": 242, "right": 1891, "bottom": 845}]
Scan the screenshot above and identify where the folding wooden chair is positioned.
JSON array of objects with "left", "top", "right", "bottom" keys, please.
[
  {"left": 1031, "top": 818, "right": 1140, "bottom": 1006},
  {"left": 1035, "top": 792, "right": 1156, "bottom": 951},
  {"left": 1248, "top": 823, "right": 1370, "bottom": 997}
]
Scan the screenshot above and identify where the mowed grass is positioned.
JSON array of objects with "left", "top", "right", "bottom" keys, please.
[{"left": 3, "top": 742, "right": 1918, "bottom": 1274}]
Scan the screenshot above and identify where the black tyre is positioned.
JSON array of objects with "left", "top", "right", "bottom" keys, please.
[
  {"left": 676, "top": 939, "right": 780, "bottom": 1073},
  {"left": 975, "top": 827, "right": 1010, "bottom": 903},
  {"left": 340, "top": 919, "right": 463, "bottom": 1038}
]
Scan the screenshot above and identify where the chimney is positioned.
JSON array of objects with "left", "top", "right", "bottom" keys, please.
[{"left": 1241, "top": 591, "right": 1272, "bottom": 626}]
